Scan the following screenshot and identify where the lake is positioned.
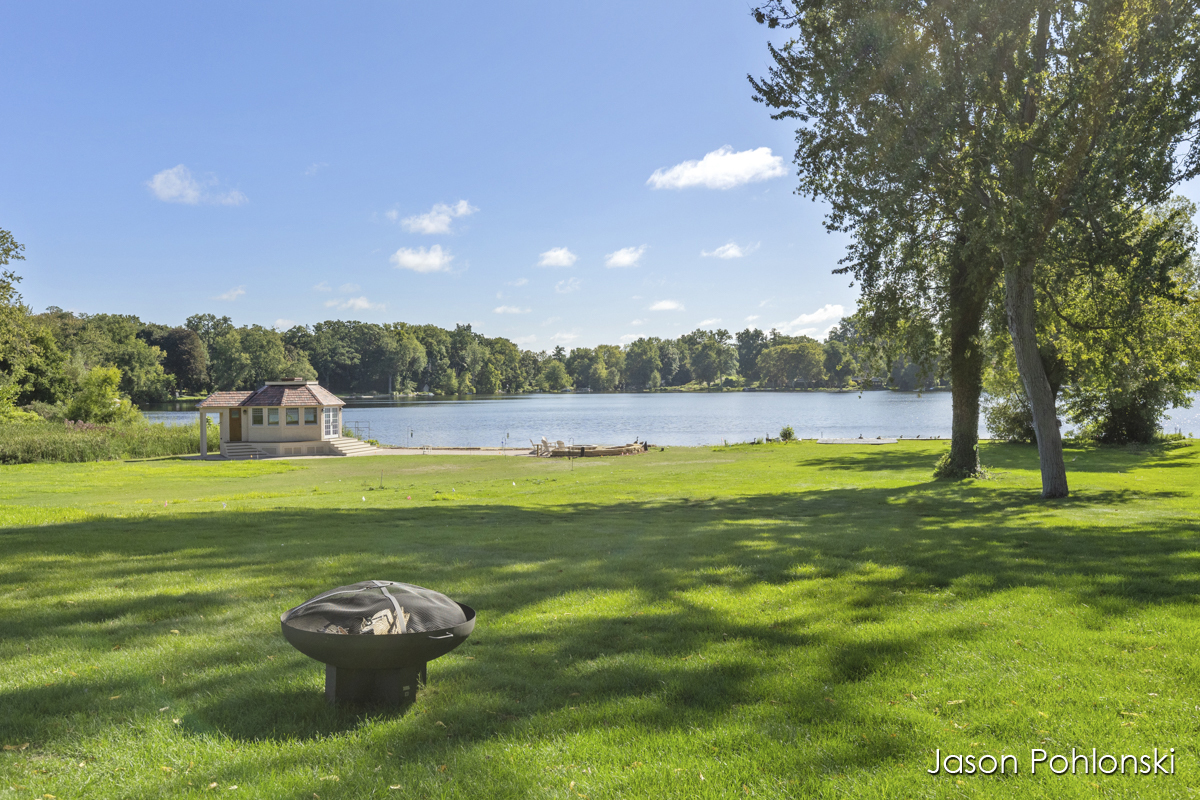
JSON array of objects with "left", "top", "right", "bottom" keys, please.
[{"left": 140, "top": 391, "right": 1200, "bottom": 448}]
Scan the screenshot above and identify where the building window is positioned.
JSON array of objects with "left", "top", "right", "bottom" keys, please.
[
  {"left": 304, "top": 407, "right": 317, "bottom": 425},
  {"left": 252, "top": 408, "right": 263, "bottom": 425},
  {"left": 268, "top": 408, "right": 279, "bottom": 425},
  {"left": 286, "top": 408, "right": 299, "bottom": 425},
  {"left": 323, "top": 407, "right": 339, "bottom": 437}
]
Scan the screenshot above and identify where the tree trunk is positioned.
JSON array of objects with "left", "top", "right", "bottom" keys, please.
[
  {"left": 1004, "top": 257, "right": 1069, "bottom": 498},
  {"left": 944, "top": 253, "right": 988, "bottom": 477}
]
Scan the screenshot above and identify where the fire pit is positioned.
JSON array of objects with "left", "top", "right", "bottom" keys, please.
[{"left": 280, "top": 580, "right": 476, "bottom": 707}]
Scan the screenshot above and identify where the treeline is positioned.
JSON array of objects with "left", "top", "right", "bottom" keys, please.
[{"left": 3, "top": 287, "right": 934, "bottom": 413}]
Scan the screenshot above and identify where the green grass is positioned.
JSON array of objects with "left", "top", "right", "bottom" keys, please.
[{"left": 1, "top": 440, "right": 1198, "bottom": 798}]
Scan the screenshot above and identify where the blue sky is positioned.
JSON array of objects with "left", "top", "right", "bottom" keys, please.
[{"left": 19, "top": 2, "right": 1192, "bottom": 352}]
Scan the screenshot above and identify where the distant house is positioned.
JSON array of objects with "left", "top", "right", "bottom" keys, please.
[{"left": 195, "top": 378, "right": 373, "bottom": 459}]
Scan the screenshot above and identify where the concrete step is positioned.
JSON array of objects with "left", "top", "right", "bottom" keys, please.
[
  {"left": 222, "top": 442, "right": 267, "bottom": 460},
  {"left": 327, "top": 437, "right": 381, "bottom": 457}
]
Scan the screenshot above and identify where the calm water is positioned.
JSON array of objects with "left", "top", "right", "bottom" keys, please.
[{"left": 142, "top": 391, "right": 1200, "bottom": 447}]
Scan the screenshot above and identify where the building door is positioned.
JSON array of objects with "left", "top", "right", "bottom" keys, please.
[{"left": 230, "top": 409, "right": 242, "bottom": 441}]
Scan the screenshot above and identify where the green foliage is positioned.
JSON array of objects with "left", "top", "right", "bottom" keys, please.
[
  {"left": 66, "top": 366, "right": 143, "bottom": 424},
  {"left": 624, "top": 338, "right": 662, "bottom": 388},
  {"left": 779, "top": 424, "right": 795, "bottom": 441},
  {"left": 757, "top": 339, "right": 826, "bottom": 387},
  {"left": 476, "top": 360, "right": 502, "bottom": 394},
  {"left": 0, "top": 419, "right": 217, "bottom": 463},
  {"left": 539, "top": 359, "right": 572, "bottom": 391}
]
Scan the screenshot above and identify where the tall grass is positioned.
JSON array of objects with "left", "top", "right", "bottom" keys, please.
[{"left": 0, "top": 419, "right": 218, "bottom": 463}]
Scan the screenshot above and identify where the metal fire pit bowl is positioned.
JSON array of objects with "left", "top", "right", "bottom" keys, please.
[{"left": 280, "top": 580, "right": 476, "bottom": 707}]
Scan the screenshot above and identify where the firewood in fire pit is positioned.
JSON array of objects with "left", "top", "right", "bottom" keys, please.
[
  {"left": 322, "top": 624, "right": 349, "bottom": 635},
  {"left": 358, "top": 608, "right": 397, "bottom": 635}
]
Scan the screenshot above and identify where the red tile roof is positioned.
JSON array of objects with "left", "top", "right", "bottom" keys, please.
[{"left": 196, "top": 384, "right": 345, "bottom": 408}]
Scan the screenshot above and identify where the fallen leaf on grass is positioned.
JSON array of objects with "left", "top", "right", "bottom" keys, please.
[
  {"left": 161, "top": 766, "right": 173, "bottom": 772},
  {"left": 1037, "top": 711, "right": 1048, "bottom": 717},
  {"left": 438, "top": 765, "right": 447, "bottom": 772},
  {"left": 390, "top": 786, "right": 401, "bottom": 791},
  {"left": 319, "top": 775, "right": 339, "bottom": 781},
  {"left": 947, "top": 700, "right": 964, "bottom": 705},
  {"left": 159, "top": 706, "right": 169, "bottom": 712},
  {"left": 170, "top": 630, "right": 180, "bottom": 635},
  {"left": 1120, "top": 712, "right": 1144, "bottom": 717},
  {"left": 209, "top": 783, "right": 218, "bottom": 789},
  {"left": 3, "top": 743, "right": 30, "bottom": 751},
  {"left": 109, "top": 695, "right": 121, "bottom": 700}
]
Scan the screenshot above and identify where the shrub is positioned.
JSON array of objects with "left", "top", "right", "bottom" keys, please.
[
  {"left": 779, "top": 425, "right": 796, "bottom": 442},
  {"left": 0, "top": 420, "right": 219, "bottom": 464},
  {"left": 66, "top": 367, "right": 143, "bottom": 425}
]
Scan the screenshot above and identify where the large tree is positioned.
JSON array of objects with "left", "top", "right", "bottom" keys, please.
[{"left": 753, "top": 0, "right": 1200, "bottom": 497}]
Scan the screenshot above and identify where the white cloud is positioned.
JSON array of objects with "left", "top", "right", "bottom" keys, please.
[
  {"left": 555, "top": 277, "right": 581, "bottom": 294},
  {"left": 745, "top": 314, "right": 760, "bottom": 322},
  {"left": 758, "top": 299, "right": 772, "bottom": 308},
  {"left": 213, "top": 286, "right": 245, "bottom": 301},
  {"left": 773, "top": 303, "right": 845, "bottom": 336},
  {"left": 630, "top": 318, "right": 646, "bottom": 326},
  {"left": 313, "top": 281, "right": 332, "bottom": 292},
  {"left": 550, "top": 331, "right": 579, "bottom": 344},
  {"left": 508, "top": 277, "right": 529, "bottom": 287},
  {"left": 147, "top": 164, "right": 247, "bottom": 205},
  {"left": 391, "top": 245, "right": 454, "bottom": 273},
  {"left": 400, "top": 200, "right": 477, "bottom": 234},
  {"left": 619, "top": 334, "right": 638, "bottom": 343},
  {"left": 338, "top": 283, "right": 360, "bottom": 293},
  {"left": 493, "top": 305, "right": 530, "bottom": 314},
  {"left": 697, "top": 318, "right": 722, "bottom": 327},
  {"left": 702, "top": 242, "right": 757, "bottom": 259},
  {"left": 274, "top": 319, "right": 296, "bottom": 330},
  {"left": 538, "top": 247, "right": 578, "bottom": 267},
  {"left": 605, "top": 245, "right": 646, "bottom": 268},
  {"left": 650, "top": 299, "right": 683, "bottom": 311},
  {"left": 646, "top": 146, "right": 786, "bottom": 190},
  {"left": 304, "top": 162, "right": 328, "bottom": 176},
  {"left": 325, "top": 296, "right": 385, "bottom": 311},
  {"left": 512, "top": 335, "right": 537, "bottom": 345}
]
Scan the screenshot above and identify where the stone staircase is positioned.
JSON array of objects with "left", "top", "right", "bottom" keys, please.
[
  {"left": 327, "top": 436, "right": 381, "bottom": 457},
  {"left": 222, "top": 442, "right": 268, "bottom": 460},
  {"left": 219, "top": 437, "right": 380, "bottom": 460}
]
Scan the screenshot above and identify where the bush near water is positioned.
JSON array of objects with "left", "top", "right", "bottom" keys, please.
[{"left": 0, "top": 420, "right": 219, "bottom": 464}]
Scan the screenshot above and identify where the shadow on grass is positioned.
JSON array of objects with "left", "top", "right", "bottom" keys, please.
[{"left": 2, "top": 475, "right": 1198, "bottom": 766}]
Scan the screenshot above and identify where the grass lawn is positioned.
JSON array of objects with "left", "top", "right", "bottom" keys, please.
[{"left": 1, "top": 440, "right": 1198, "bottom": 798}]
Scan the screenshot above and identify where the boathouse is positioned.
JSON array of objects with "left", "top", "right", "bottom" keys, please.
[{"left": 195, "top": 378, "right": 371, "bottom": 459}]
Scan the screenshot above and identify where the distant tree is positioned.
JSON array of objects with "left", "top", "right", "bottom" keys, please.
[
  {"left": 687, "top": 329, "right": 737, "bottom": 385},
  {"left": 540, "top": 359, "right": 572, "bottom": 391},
  {"left": 477, "top": 360, "right": 502, "bottom": 394},
  {"left": 735, "top": 328, "right": 768, "bottom": 382},
  {"left": 757, "top": 339, "right": 826, "bottom": 388},
  {"left": 588, "top": 358, "right": 614, "bottom": 391},
  {"left": 146, "top": 327, "right": 208, "bottom": 392},
  {"left": 822, "top": 340, "right": 856, "bottom": 388},
  {"left": 207, "top": 329, "right": 252, "bottom": 390},
  {"left": 624, "top": 338, "right": 662, "bottom": 388},
  {"left": 659, "top": 341, "right": 684, "bottom": 385}
]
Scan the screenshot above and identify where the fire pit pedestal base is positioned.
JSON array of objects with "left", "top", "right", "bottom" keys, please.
[{"left": 325, "top": 662, "right": 428, "bottom": 707}]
